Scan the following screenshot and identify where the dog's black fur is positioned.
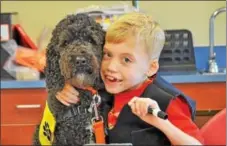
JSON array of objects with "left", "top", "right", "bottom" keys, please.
[{"left": 33, "top": 13, "right": 106, "bottom": 146}]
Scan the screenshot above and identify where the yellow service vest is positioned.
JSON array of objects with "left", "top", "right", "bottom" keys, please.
[{"left": 39, "top": 101, "right": 56, "bottom": 145}]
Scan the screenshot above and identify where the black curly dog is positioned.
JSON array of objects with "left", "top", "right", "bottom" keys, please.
[{"left": 33, "top": 13, "right": 106, "bottom": 146}]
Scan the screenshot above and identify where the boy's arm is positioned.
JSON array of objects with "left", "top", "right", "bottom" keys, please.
[
  {"left": 158, "top": 118, "right": 202, "bottom": 145},
  {"left": 166, "top": 97, "right": 204, "bottom": 144},
  {"left": 158, "top": 97, "right": 204, "bottom": 145},
  {"left": 128, "top": 97, "right": 203, "bottom": 145}
]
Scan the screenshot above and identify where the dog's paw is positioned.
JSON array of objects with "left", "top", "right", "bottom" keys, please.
[{"left": 43, "top": 121, "right": 52, "bottom": 141}]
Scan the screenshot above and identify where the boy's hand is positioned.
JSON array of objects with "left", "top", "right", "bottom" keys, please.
[
  {"left": 56, "top": 83, "right": 80, "bottom": 106},
  {"left": 128, "top": 97, "right": 165, "bottom": 127}
]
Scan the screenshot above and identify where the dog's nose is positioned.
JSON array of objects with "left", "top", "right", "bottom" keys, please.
[{"left": 74, "top": 56, "right": 87, "bottom": 65}]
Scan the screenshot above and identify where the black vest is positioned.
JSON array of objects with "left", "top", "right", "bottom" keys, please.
[{"left": 99, "top": 75, "right": 196, "bottom": 146}]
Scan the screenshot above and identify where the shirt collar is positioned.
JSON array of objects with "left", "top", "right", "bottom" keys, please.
[{"left": 113, "top": 78, "right": 153, "bottom": 113}]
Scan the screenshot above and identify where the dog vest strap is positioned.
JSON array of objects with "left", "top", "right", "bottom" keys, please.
[
  {"left": 39, "top": 101, "right": 56, "bottom": 145},
  {"left": 93, "top": 119, "right": 106, "bottom": 144}
]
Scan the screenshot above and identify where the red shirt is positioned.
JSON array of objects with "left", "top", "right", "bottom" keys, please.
[{"left": 108, "top": 79, "right": 204, "bottom": 144}]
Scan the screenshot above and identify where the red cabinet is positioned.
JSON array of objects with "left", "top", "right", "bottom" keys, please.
[{"left": 1, "top": 88, "right": 47, "bottom": 145}]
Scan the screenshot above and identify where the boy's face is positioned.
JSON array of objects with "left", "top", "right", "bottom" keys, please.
[{"left": 101, "top": 36, "right": 151, "bottom": 94}]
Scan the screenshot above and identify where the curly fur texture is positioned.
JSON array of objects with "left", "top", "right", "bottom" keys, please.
[{"left": 33, "top": 13, "right": 105, "bottom": 146}]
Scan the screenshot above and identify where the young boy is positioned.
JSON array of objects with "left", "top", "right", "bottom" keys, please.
[{"left": 56, "top": 12, "right": 203, "bottom": 145}]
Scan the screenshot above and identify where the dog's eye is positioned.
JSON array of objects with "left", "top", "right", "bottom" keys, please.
[{"left": 63, "top": 40, "right": 68, "bottom": 46}]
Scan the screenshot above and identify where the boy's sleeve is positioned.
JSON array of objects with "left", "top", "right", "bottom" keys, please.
[{"left": 166, "top": 97, "right": 204, "bottom": 144}]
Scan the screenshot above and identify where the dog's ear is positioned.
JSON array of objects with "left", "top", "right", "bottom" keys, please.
[{"left": 44, "top": 43, "right": 65, "bottom": 91}]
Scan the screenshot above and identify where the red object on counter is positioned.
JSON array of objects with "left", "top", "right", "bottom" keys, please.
[{"left": 12, "top": 24, "right": 38, "bottom": 50}]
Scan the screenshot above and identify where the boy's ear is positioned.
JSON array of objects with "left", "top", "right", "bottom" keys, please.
[{"left": 146, "top": 59, "right": 159, "bottom": 77}]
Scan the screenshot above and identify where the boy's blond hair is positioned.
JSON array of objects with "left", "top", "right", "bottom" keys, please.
[{"left": 106, "top": 12, "right": 165, "bottom": 60}]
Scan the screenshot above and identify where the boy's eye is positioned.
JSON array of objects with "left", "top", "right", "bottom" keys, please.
[{"left": 123, "top": 57, "right": 131, "bottom": 63}]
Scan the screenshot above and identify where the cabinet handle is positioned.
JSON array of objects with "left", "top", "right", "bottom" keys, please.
[{"left": 16, "top": 104, "right": 41, "bottom": 109}]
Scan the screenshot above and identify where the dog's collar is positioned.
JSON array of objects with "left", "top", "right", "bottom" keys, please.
[
  {"left": 83, "top": 86, "right": 103, "bottom": 122},
  {"left": 84, "top": 86, "right": 101, "bottom": 111},
  {"left": 83, "top": 86, "right": 97, "bottom": 95}
]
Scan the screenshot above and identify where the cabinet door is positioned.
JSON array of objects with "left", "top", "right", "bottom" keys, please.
[
  {"left": 174, "top": 82, "right": 226, "bottom": 128},
  {"left": 1, "top": 89, "right": 47, "bottom": 124},
  {"left": 174, "top": 83, "right": 226, "bottom": 110},
  {"left": 1, "top": 125, "right": 37, "bottom": 145}
]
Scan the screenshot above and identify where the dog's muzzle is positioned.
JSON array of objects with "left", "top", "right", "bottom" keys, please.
[
  {"left": 74, "top": 55, "right": 87, "bottom": 66},
  {"left": 71, "top": 55, "right": 93, "bottom": 74}
]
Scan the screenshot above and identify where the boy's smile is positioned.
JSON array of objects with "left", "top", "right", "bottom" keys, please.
[
  {"left": 103, "top": 74, "right": 123, "bottom": 88},
  {"left": 101, "top": 36, "right": 151, "bottom": 94}
]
